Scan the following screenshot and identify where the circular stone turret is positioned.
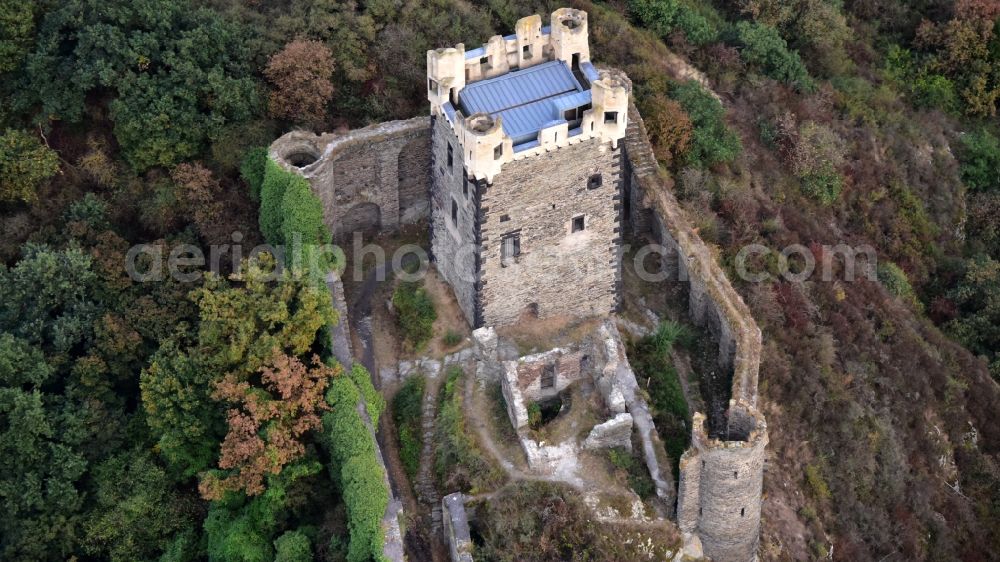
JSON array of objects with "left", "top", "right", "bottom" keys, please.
[
  {"left": 270, "top": 132, "right": 324, "bottom": 172},
  {"left": 557, "top": 9, "right": 586, "bottom": 32},
  {"left": 466, "top": 113, "right": 500, "bottom": 135}
]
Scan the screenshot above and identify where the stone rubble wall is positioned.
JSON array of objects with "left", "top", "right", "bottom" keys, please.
[
  {"left": 322, "top": 273, "right": 403, "bottom": 561},
  {"left": 442, "top": 493, "right": 475, "bottom": 562},
  {"left": 582, "top": 412, "right": 634, "bottom": 451},
  {"left": 595, "top": 320, "right": 677, "bottom": 512},
  {"left": 622, "top": 102, "right": 767, "bottom": 562},
  {"left": 269, "top": 117, "right": 432, "bottom": 240},
  {"left": 325, "top": 272, "right": 353, "bottom": 367}
]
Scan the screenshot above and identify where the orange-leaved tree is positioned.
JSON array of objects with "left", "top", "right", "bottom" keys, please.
[{"left": 199, "top": 351, "right": 339, "bottom": 500}]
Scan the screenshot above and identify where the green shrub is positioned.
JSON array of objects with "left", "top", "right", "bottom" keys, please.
[
  {"left": 669, "top": 81, "right": 742, "bottom": 168},
  {"left": 877, "top": 262, "right": 915, "bottom": 301},
  {"left": 240, "top": 147, "right": 269, "bottom": 202},
  {"left": 321, "top": 374, "right": 389, "bottom": 562},
  {"left": 805, "top": 463, "right": 831, "bottom": 500},
  {"left": 959, "top": 128, "right": 1000, "bottom": 193},
  {"left": 0, "top": 129, "right": 60, "bottom": 203},
  {"left": 526, "top": 402, "right": 542, "bottom": 430},
  {"left": 392, "top": 281, "right": 437, "bottom": 351},
  {"left": 349, "top": 363, "right": 385, "bottom": 426},
  {"left": 341, "top": 456, "right": 389, "bottom": 562},
  {"left": 274, "top": 530, "right": 312, "bottom": 562},
  {"left": 627, "top": 323, "right": 690, "bottom": 479},
  {"left": 628, "top": 0, "right": 718, "bottom": 45},
  {"left": 607, "top": 447, "right": 655, "bottom": 499},
  {"left": 799, "top": 163, "right": 844, "bottom": 205},
  {"left": 733, "top": 21, "right": 814, "bottom": 92},
  {"left": 324, "top": 379, "right": 376, "bottom": 469},
  {"left": 393, "top": 375, "right": 426, "bottom": 479},
  {"left": 912, "top": 74, "right": 960, "bottom": 113},
  {"left": 442, "top": 329, "right": 462, "bottom": 347},
  {"left": 259, "top": 159, "right": 294, "bottom": 245}
]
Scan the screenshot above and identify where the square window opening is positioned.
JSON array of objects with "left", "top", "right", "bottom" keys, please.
[
  {"left": 494, "top": 144, "right": 503, "bottom": 160},
  {"left": 604, "top": 111, "right": 618, "bottom": 124},
  {"left": 540, "top": 364, "right": 555, "bottom": 389},
  {"left": 501, "top": 233, "right": 521, "bottom": 266},
  {"left": 572, "top": 215, "right": 585, "bottom": 233},
  {"left": 588, "top": 174, "right": 602, "bottom": 189}
]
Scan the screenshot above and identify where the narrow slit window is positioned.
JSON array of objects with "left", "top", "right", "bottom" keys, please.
[
  {"left": 447, "top": 143, "right": 453, "bottom": 169},
  {"left": 494, "top": 144, "right": 503, "bottom": 160},
  {"left": 572, "top": 215, "right": 585, "bottom": 233},
  {"left": 451, "top": 198, "right": 458, "bottom": 225},
  {"left": 463, "top": 181, "right": 468, "bottom": 197}
]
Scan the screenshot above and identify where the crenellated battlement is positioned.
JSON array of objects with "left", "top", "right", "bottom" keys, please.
[{"left": 427, "top": 9, "right": 625, "bottom": 183}]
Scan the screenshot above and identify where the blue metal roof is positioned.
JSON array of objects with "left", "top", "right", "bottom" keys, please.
[
  {"left": 580, "top": 61, "right": 600, "bottom": 83},
  {"left": 459, "top": 60, "right": 592, "bottom": 144}
]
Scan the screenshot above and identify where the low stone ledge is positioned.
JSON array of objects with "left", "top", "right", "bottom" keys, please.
[
  {"left": 582, "top": 412, "right": 634, "bottom": 450},
  {"left": 442, "top": 493, "right": 474, "bottom": 562}
]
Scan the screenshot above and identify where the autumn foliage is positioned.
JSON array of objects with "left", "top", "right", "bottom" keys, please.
[
  {"left": 199, "top": 351, "right": 338, "bottom": 500},
  {"left": 264, "top": 39, "right": 335, "bottom": 126},
  {"left": 639, "top": 94, "right": 692, "bottom": 164}
]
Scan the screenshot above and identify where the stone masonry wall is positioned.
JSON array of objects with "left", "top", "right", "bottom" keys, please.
[
  {"left": 623, "top": 102, "right": 766, "bottom": 562},
  {"left": 430, "top": 115, "right": 480, "bottom": 325},
  {"left": 269, "top": 117, "right": 432, "bottom": 241},
  {"left": 478, "top": 136, "right": 622, "bottom": 326}
]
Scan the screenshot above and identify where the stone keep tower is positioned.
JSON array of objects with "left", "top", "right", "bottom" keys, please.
[{"left": 427, "top": 8, "right": 629, "bottom": 328}]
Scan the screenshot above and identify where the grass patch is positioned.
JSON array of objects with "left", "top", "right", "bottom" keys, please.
[
  {"left": 442, "top": 329, "right": 462, "bottom": 348},
  {"left": 627, "top": 321, "right": 691, "bottom": 480},
  {"left": 392, "top": 375, "right": 425, "bottom": 480},
  {"left": 608, "top": 447, "right": 656, "bottom": 500},
  {"left": 434, "top": 366, "right": 504, "bottom": 494},
  {"left": 392, "top": 280, "right": 437, "bottom": 352}
]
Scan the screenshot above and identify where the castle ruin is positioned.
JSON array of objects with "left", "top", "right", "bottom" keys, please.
[{"left": 270, "top": 9, "right": 767, "bottom": 562}]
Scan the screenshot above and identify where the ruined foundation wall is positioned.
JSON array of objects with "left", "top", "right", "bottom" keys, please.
[
  {"left": 478, "top": 137, "right": 622, "bottom": 326},
  {"left": 269, "top": 117, "right": 432, "bottom": 240},
  {"left": 623, "top": 102, "right": 766, "bottom": 562}
]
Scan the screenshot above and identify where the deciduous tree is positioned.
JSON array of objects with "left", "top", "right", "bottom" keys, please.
[
  {"left": 199, "top": 352, "right": 334, "bottom": 499},
  {"left": 265, "top": 40, "right": 335, "bottom": 126},
  {"left": 0, "top": 129, "right": 59, "bottom": 203}
]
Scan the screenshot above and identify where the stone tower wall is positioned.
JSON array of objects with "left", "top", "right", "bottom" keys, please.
[
  {"left": 269, "top": 117, "right": 432, "bottom": 241},
  {"left": 430, "top": 115, "right": 481, "bottom": 325},
  {"left": 477, "top": 136, "right": 622, "bottom": 326}
]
